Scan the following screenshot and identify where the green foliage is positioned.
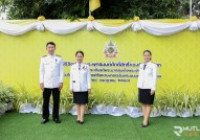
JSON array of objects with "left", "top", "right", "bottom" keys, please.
[
  {"left": 193, "top": 0, "right": 200, "bottom": 17},
  {"left": 87, "top": 90, "right": 103, "bottom": 110},
  {"left": 94, "top": 0, "right": 184, "bottom": 19},
  {"left": 0, "top": 0, "right": 10, "bottom": 13},
  {"left": 60, "top": 89, "right": 73, "bottom": 112},
  {"left": 128, "top": 92, "right": 140, "bottom": 107},
  {"left": 14, "top": 84, "right": 42, "bottom": 110},
  {"left": 0, "top": 82, "right": 16, "bottom": 111},
  {"left": 153, "top": 89, "right": 200, "bottom": 115},
  {"left": 7, "top": 0, "right": 88, "bottom": 19},
  {"left": 0, "top": 82, "right": 15, "bottom": 103},
  {"left": 101, "top": 91, "right": 129, "bottom": 107},
  {"left": 1, "top": 81, "right": 200, "bottom": 116},
  {"left": 15, "top": 84, "right": 31, "bottom": 110},
  {"left": 3, "top": 0, "right": 193, "bottom": 19}
]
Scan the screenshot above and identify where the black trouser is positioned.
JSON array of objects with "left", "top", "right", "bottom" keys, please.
[{"left": 42, "top": 88, "right": 60, "bottom": 120}]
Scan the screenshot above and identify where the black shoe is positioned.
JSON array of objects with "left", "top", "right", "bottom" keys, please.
[
  {"left": 141, "top": 121, "right": 149, "bottom": 128},
  {"left": 79, "top": 121, "right": 84, "bottom": 124},
  {"left": 76, "top": 120, "right": 80, "bottom": 123},
  {"left": 53, "top": 118, "right": 61, "bottom": 123},
  {"left": 41, "top": 119, "right": 49, "bottom": 124}
]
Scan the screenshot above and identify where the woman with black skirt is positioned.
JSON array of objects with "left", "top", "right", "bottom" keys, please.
[
  {"left": 137, "top": 50, "right": 157, "bottom": 127},
  {"left": 69, "top": 51, "right": 91, "bottom": 124}
]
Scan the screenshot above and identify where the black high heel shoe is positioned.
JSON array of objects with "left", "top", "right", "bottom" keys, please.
[
  {"left": 79, "top": 121, "right": 84, "bottom": 124},
  {"left": 141, "top": 121, "right": 149, "bottom": 128}
]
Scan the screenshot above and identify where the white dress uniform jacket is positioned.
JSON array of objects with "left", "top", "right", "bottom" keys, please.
[
  {"left": 70, "top": 63, "right": 91, "bottom": 92},
  {"left": 137, "top": 61, "right": 158, "bottom": 90},
  {"left": 40, "top": 54, "right": 64, "bottom": 88}
]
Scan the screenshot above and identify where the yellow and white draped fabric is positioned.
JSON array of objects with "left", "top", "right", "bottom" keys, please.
[{"left": 0, "top": 19, "right": 200, "bottom": 36}]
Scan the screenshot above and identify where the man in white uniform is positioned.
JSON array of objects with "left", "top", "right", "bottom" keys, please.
[{"left": 40, "top": 42, "right": 64, "bottom": 124}]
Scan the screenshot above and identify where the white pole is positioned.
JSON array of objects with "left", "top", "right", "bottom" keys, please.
[
  {"left": 189, "top": 0, "right": 193, "bottom": 17},
  {"left": 89, "top": 0, "right": 92, "bottom": 16},
  {"left": 89, "top": 10, "right": 92, "bottom": 16}
]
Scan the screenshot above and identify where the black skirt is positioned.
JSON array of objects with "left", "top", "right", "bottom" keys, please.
[
  {"left": 138, "top": 89, "right": 155, "bottom": 105},
  {"left": 73, "top": 91, "right": 88, "bottom": 104}
]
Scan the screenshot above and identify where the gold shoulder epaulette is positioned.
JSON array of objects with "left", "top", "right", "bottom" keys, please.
[
  {"left": 42, "top": 55, "right": 47, "bottom": 57},
  {"left": 56, "top": 54, "right": 62, "bottom": 57}
]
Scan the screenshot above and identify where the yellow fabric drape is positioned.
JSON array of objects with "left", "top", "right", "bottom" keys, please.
[
  {"left": 2, "top": 18, "right": 200, "bottom": 27},
  {"left": 89, "top": 0, "right": 101, "bottom": 12},
  {"left": 5, "top": 20, "right": 38, "bottom": 25},
  {"left": 149, "top": 19, "right": 190, "bottom": 23}
]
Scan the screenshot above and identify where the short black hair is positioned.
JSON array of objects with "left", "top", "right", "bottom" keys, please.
[
  {"left": 46, "top": 41, "right": 56, "bottom": 47},
  {"left": 143, "top": 50, "right": 152, "bottom": 55},
  {"left": 75, "top": 50, "right": 84, "bottom": 57}
]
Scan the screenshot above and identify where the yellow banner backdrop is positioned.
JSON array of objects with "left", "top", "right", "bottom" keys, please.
[{"left": 0, "top": 29, "right": 200, "bottom": 97}]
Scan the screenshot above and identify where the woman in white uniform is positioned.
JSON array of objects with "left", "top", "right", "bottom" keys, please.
[
  {"left": 70, "top": 51, "right": 91, "bottom": 124},
  {"left": 137, "top": 50, "right": 157, "bottom": 127}
]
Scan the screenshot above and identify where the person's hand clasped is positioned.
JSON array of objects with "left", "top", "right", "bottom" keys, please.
[
  {"left": 59, "top": 83, "right": 63, "bottom": 91},
  {"left": 40, "top": 83, "right": 44, "bottom": 91},
  {"left": 150, "top": 89, "right": 155, "bottom": 95},
  {"left": 70, "top": 90, "right": 73, "bottom": 94}
]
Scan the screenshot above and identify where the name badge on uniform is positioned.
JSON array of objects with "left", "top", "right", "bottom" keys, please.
[{"left": 82, "top": 66, "right": 87, "bottom": 71}]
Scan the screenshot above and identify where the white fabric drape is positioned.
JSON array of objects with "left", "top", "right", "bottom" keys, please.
[
  {"left": 17, "top": 103, "right": 200, "bottom": 118},
  {"left": 0, "top": 21, "right": 44, "bottom": 36},
  {"left": 0, "top": 20, "right": 200, "bottom": 36},
  {"left": 42, "top": 20, "right": 87, "bottom": 35},
  {"left": 92, "top": 22, "right": 132, "bottom": 35},
  {"left": 140, "top": 20, "right": 191, "bottom": 36}
]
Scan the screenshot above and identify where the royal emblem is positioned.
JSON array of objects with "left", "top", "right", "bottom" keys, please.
[{"left": 104, "top": 37, "right": 118, "bottom": 58}]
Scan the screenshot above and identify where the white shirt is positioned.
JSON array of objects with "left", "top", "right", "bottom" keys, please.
[
  {"left": 70, "top": 63, "right": 91, "bottom": 92},
  {"left": 137, "top": 61, "right": 157, "bottom": 90},
  {"left": 40, "top": 54, "right": 64, "bottom": 88}
]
